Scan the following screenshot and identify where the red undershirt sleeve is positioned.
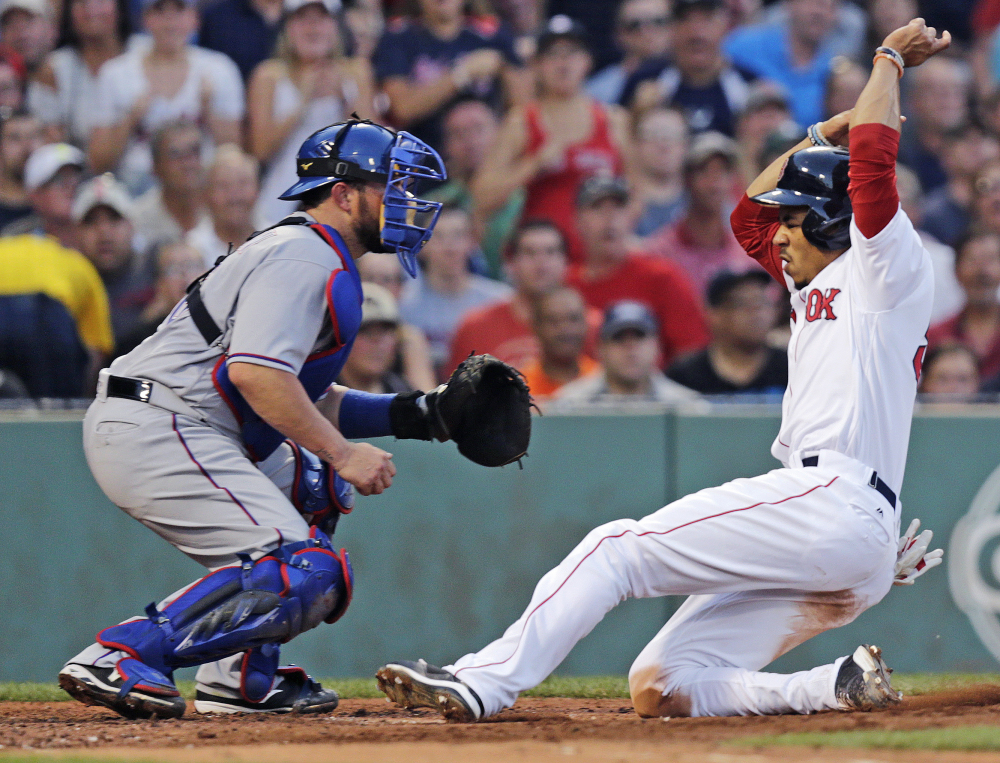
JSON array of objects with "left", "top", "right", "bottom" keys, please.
[
  {"left": 847, "top": 123, "right": 900, "bottom": 239},
  {"left": 730, "top": 194, "right": 785, "bottom": 286}
]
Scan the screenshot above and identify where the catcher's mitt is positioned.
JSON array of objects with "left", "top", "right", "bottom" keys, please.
[{"left": 427, "top": 354, "right": 533, "bottom": 467}]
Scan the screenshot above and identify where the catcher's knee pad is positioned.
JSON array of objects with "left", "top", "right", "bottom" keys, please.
[
  {"left": 96, "top": 528, "right": 353, "bottom": 676},
  {"left": 288, "top": 441, "right": 354, "bottom": 536}
]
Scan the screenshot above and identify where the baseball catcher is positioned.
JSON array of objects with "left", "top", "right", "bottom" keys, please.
[{"left": 58, "top": 118, "right": 531, "bottom": 720}]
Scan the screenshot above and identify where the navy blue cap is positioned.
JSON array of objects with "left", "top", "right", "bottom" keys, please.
[
  {"left": 600, "top": 300, "right": 658, "bottom": 340},
  {"left": 537, "top": 14, "right": 589, "bottom": 55},
  {"left": 706, "top": 269, "right": 773, "bottom": 307}
]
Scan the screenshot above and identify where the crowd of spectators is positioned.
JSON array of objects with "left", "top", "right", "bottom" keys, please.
[{"left": 3, "top": 0, "right": 1000, "bottom": 409}]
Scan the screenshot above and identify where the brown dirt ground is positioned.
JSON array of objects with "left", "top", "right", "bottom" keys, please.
[{"left": 4, "top": 687, "right": 1000, "bottom": 762}]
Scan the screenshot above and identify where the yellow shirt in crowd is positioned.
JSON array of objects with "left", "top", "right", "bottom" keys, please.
[{"left": 0, "top": 234, "right": 114, "bottom": 354}]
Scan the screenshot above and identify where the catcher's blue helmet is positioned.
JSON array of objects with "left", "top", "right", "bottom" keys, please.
[{"left": 279, "top": 118, "right": 447, "bottom": 277}]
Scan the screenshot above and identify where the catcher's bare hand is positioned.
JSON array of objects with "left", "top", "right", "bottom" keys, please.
[
  {"left": 820, "top": 109, "right": 853, "bottom": 147},
  {"left": 335, "top": 442, "right": 395, "bottom": 496},
  {"left": 882, "top": 18, "right": 951, "bottom": 68},
  {"left": 893, "top": 518, "right": 944, "bottom": 586}
]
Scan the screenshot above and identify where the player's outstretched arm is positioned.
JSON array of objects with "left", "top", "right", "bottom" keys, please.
[
  {"left": 850, "top": 19, "right": 950, "bottom": 132},
  {"left": 319, "top": 354, "right": 533, "bottom": 468},
  {"left": 846, "top": 19, "right": 950, "bottom": 241},
  {"left": 228, "top": 361, "right": 396, "bottom": 496}
]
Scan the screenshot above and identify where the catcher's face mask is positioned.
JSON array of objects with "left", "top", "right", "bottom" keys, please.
[{"left": 380, "top": 132, "right": 447, "bottom": 278}]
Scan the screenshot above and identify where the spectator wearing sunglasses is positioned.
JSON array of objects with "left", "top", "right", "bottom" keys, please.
[{"left": 587, "top": 0, "right": 670, "bottom": 106}]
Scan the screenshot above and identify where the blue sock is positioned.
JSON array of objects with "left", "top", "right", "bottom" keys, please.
[{"left": 337, "top": 390, "right": 395, "bottom": 438}]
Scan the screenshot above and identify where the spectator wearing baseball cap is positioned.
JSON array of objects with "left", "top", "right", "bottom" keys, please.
[
  {"left": 668, "top": 270, "right": 787, "bottom": 396},
  {"left": 0, "top": 0, "right": 54, "bottom": 74},
  {"left": 88, "top": 0, "right": 244, "bottom": 194},
  {"left": 0, "top": 109, "right": 42, "bottom": 229},
  {"left": 646, "top": 131, "right": 755, "bottom": 297},
  {"left": 2, "top": 141, "right": 84, "bottom": 248},
  {"left": 550, "top": 300, "right": 699, "bottom": 408},
  {"left": 473, "top": 14, "right": 629, "bottom": 266},
  {"left": 371, "top": 0, "right": 529, "bottom": 152},
  {"left": 248, "top": 0, "right": 375, "bottom": 226},
  {"left": 623, "top": 0, "right": 753, "bottom": 138},
  {"left": 520, "top": 286, "right": 598, "bottom": 400},
  {"left": 337, "top": 282, "right": 413, "bottom": 395},
  {"left": 587, "top": 0, "right": 671, "bottom": 106},
  {"left": 568, "top": 176, "right": 709, "bottom": 369},
  {"left": 74, "top": 172, "right": 156, "bottom": 341},
  {"left": 26, "top": 0, "right": 134, "bottom": 149},
  {"left": 0, "top": 171, "right": 114, "bottom": 397},
  {"left": 547, "top": 0, "right": 626, "bottom": 73}
]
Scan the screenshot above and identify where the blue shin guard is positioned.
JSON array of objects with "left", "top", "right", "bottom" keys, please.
[
  {"left": 239, "top": 644, "right": 318, "bottom": 704},
  {"left": 240, "top": 643, "right": 280, "bottom": 703},
  {"left": 288, "top": 441, "right": 354, "bottom": 537},
  {"left": 96, "top": 528, "right": 353, "bottom": 678}
]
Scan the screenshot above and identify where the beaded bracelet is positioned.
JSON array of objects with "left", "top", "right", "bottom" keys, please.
[
  {"left": 808, "top": 123, "right": 833, "bottom": 148},
  {"left": 874, "top": 46, "right": 905, "bottom": 78}
]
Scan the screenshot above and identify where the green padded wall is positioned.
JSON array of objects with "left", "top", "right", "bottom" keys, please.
[{"left": 3, "top": 409, "right": 1000, "bottom": 682}]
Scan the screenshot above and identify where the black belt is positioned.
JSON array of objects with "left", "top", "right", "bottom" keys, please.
[
  {"left": 106, "top": 374, "right": 153, "bottom": 403},
  {"left": 802, "top": 455, "right": 896, "bottom": 510}
]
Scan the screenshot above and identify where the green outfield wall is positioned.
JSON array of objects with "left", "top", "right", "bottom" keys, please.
[{"left": 3, "top": 407, "right": 1000, "bottom": 683}]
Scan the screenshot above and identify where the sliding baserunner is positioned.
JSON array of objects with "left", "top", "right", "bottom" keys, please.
[{"left": 376, "top": 18, "right": 947, "bottom": 720}]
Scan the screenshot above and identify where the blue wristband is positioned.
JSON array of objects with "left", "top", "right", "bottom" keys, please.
[{"left": 337, "top": 389, "right": 395, "bottom": 439}]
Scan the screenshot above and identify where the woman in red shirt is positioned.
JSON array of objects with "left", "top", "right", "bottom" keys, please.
[{"left": 472, "top": 15, "right": 630, "bottom": 264}]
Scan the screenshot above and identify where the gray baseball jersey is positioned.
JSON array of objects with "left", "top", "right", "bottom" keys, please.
[{"left": 111, "top": 213, "right": 349, "bottom": 443}]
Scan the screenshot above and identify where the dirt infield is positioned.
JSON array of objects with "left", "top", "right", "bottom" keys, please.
[{"left": 5, "top": 687, "right": 1000, "bottom": 762}]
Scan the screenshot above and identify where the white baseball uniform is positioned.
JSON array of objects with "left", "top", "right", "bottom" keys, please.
[
  {"left": 444, "top": 205, "right": 932, "bottom": 717},
  {"left": 66, "top": 214, "right": 361, "bottom": 698}
]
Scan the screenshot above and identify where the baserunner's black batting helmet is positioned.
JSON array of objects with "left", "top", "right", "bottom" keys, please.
[{"left": 751, "top": 146, "right": 852, "bottom": 251}]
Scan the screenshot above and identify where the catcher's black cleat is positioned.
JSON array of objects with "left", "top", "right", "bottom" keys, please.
[
  {"left": 194, "top": 669, "right": 339, "bottom": 714},
  {"left": 835, "top": 644, "right": 901, "bottom": 711},
  {"left": 377, "top": 659, "right": 485, "bottom": 722},
  {"left": 58, "top": 661, "right": 186, "bottom": 720}
]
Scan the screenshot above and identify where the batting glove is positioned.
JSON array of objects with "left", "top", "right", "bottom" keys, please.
[{"left": 893, "top": 518, "right": 944, "bottom": 586}]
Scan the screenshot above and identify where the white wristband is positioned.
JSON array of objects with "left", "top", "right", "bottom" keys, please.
[{"left": 808, "top": 123, "right": 833, "bottom": 148}]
